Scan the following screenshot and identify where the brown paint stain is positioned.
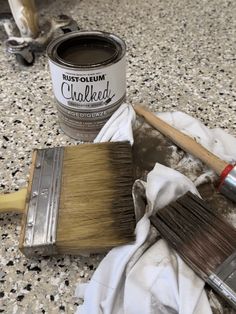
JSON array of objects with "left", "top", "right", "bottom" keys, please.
[
  {"left": 132, "top": 122, "right": 173, "bottom": 180},
  {"left": 198, "top": 183, "right": 235, "bottom": 218}
]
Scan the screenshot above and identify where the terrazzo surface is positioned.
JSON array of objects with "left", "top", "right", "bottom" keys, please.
[{"left": 0, "top": 0, "right": 236, "bottom": 313}]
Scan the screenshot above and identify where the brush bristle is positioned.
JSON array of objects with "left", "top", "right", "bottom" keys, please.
[
  {"left": 150, "top": 192, "right": 236, "bottom": 279},
  {"left": 56, "top": 141, "right": 136, "bottom": 254}
]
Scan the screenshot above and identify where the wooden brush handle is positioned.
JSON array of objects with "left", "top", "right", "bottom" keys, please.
[
  {"left": 0, "top": 188, "right": 27, "bottom": 214},
  {"left": 134, "top": 104, "right": 228, "bottom": 175}
]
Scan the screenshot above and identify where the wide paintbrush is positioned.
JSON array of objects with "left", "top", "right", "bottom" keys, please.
[{"left": 0, "top": 141, "right": 136, "bottom": 257}]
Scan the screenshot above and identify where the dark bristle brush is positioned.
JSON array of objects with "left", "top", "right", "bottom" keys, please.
[{"left": 150, "top": 192, "right": 236, "bottom": 309}]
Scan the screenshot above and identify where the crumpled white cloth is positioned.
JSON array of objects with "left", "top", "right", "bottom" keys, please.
[
  {"left": 75, "top": 103, "right": 236, "bottom": 314},
  {"left": 94, "top": 103, "right": 136, "bottom": 145},
  {"left": 156, "top": 111, "right": 236, "bottom": 164}
]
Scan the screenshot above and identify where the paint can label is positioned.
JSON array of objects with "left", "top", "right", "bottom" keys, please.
[
  {"left": 48, "top": 57, "right": 126, "bottom": 140},
  {"left": 49, "top": 57, "right": 126, "bottom": 111}
]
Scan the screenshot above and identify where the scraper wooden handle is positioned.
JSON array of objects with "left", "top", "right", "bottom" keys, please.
[
  {"left": 0, "top": 188, "right": 27, "bottom": 214},
  {"left": 134, "top": 104, "right": 228, "bottom": 175}
]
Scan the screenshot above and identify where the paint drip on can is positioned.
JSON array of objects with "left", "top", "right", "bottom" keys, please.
[{"left": 47, "top": 30, "right": 126, "bottom": 141}]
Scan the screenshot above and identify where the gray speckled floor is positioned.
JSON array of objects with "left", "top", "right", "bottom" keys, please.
[{"left": 0, "top": 0, "right": 236, "bottom": 313}]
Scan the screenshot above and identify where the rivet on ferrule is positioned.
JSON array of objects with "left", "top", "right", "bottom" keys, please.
[
  {"left": 32, "top": 191, "right": 38, "bottom": 197},
  {"left": 35, "top": 162, "right": 41, "bottom": 168}
]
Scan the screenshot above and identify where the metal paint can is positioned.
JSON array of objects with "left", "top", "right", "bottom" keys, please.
[{"left": 47, "top": 30, "right": 126, "bottom": 141}]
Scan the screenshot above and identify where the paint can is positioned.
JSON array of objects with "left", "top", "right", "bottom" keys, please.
[{"left": 47, "top": 30, "right": 126, "bottom": 141}]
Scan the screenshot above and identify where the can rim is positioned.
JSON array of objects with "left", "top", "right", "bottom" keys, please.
[{"left": 47, "top": 30, "right": 126, "bottom": 69}]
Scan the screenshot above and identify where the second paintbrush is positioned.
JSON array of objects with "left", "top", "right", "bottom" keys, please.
[{"left": 150, "top": 192, "right": 236, "bottom": 309}]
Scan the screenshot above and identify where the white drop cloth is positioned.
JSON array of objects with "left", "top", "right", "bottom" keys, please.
[{"left": 75, "top": 103, "right": 236, "bottom": 314}]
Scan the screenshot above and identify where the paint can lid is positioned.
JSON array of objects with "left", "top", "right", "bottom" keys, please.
[{"left": 47, "top": 31, "right": 126, "bottom": 69}]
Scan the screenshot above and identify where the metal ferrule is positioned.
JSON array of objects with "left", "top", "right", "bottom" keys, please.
[
  {"left": 23, "top": 147, "right": 64, "bottom": 257},
  {"left": 207, "top": 251, "right": 236, "bottom": 309},
  {"left": 218, "top": 165, "right": 236, "bottom": 203}
]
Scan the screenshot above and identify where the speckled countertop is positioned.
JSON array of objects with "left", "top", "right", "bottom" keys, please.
[{"left": 0, "top": 0, "right": 236, "bottom": 313}]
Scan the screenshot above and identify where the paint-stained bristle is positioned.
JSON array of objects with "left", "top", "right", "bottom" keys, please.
[
  {"left": 150, "top": 192, "right": 236, "bottom": 280},
  {"left": 56, "top": 141, "right": 136, "bottom": 254}
]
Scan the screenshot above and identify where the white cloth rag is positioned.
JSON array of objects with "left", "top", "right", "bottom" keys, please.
[{"left": 75, "top": 103, "right": 236, "bottom": 314}]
